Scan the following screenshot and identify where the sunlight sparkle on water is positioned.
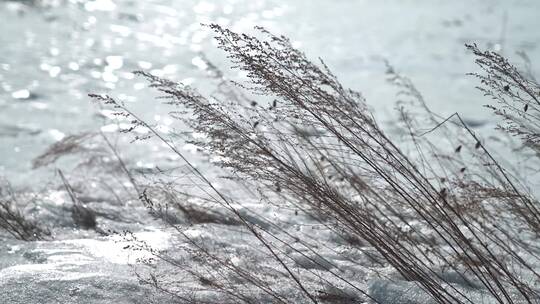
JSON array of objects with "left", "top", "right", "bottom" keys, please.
[
  {"left": 11, "top": 89, "right": 30, "bottom": 99},
  {"left": 105, "top": 56, "right": 124, "bottom": 70},
  {"left": 48, "top": 129, "right": 65, "bottom": 141},
  {"left": 100, "top": 124, "right": 119, "bottom": 133},
  {"left": 84, "top": 0, "right": 117, "bottom": 12},
  {"left": 191, "top": 56, "right": 208, "bottom": 70}
]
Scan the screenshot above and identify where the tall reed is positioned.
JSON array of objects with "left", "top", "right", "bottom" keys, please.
[{"left": 91, "top": 25, "right": 540, "bottom": 303}]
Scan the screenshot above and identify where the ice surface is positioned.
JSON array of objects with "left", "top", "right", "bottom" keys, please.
[
  {"left": 0, "top": 232, "right": 171, "bottom": 303},
  {"left": 1, "top": 0, "right": 539, "bottom": 186}
]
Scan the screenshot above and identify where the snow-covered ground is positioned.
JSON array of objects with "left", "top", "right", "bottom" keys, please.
[{"left": 1, "top": 0, "right": 540, "bottom": 303}]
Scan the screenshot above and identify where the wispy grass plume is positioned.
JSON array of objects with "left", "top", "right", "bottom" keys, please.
[{"left": 91, "top": 25, "right": 540, "bottom": 303}]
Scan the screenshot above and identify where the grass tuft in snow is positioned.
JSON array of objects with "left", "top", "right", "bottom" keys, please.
[{"left": 0, "top": 180, "right": 50, "bottom": 241}]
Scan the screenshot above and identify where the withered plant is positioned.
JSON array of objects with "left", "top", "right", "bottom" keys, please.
[
  {"left": 467, "top": 43, "right": 540, "bottom": 155},
  {"left": 0, "top": 180, "right": 49, "bottom": 241},
  {"left": 91, "top": 25, "right": 540, "bottom": 303}
]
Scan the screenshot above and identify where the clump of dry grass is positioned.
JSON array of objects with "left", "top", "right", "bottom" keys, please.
[
  {"left": 0, "top": 180, "right": 49, "bottom": 241},
  {"left": 33, "top": 131, "right": 141, "bottom": 204},
  {"left": 28, "top": 131, "right": 146, "bottom": 233},
  {"left": 92, "top": 25, "right": 540, "bottom": 303},
  {"left": 467, "top": 43, "right": 540, "bottom": 155},
  {"left": 32, "top": 132, "right": 96, "bottom": 169}
]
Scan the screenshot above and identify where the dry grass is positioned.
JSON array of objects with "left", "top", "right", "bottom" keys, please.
[
  {"left": 467, "top": 43, "right": 540, "bottom": 156},
  {"left": 0, "top": 180, "right": 49, "bottom": 241},
  {"left": 90, "top": 25, "right": 540, "bottom": 303}
]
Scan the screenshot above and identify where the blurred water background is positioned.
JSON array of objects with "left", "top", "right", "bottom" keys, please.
[{"left": 1, "top": 0, "right": 539, "bottom": 187}]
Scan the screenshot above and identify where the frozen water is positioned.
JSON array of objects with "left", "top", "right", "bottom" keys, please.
[{"left": 1, "top": 0, "right": 539, "bottom": 186}]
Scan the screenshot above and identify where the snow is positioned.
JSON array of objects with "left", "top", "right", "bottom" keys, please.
[{"left": 0, "top": 237, "right": 162, "bottom": 303}]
